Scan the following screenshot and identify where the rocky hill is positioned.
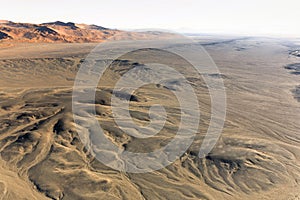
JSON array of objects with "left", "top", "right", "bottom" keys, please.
[{"left": 0, "top": 20, "right": 120, "bottom": 43}]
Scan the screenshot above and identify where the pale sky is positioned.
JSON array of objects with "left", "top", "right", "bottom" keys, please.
[{"left": 1, "top": 0, "right": 300, "bottom": 36}]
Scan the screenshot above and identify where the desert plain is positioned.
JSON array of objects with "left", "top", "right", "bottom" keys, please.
[{"left": 0, "top": 21, "right": 300, "bottom": 200}]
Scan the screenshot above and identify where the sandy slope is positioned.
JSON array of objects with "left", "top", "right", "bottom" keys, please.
[{"left": 0, "top": 37, "right": 300, "bottom": 200}]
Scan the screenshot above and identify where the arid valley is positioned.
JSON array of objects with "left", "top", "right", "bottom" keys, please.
[{"left": 0, "top": 21, "right": 300, "bottom": 200}]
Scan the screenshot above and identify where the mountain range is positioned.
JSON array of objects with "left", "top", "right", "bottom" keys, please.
[{"left": 0, "top": 20, "right": 120, "bottom": 43}]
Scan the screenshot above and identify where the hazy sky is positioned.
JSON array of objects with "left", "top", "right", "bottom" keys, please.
[{"left": 2, "top": 0, "right": 300, "bottom": 36}]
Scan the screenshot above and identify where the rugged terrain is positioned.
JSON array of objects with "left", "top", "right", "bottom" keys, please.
[
  {"left": 0, "top": 20, "right": 175, "bottom": 44},
  {"left": 0, "top": 30, "right": 300, "bottom": 199},
  {"left": 0, "top": 20, "right": 121, "bottom": 43}
]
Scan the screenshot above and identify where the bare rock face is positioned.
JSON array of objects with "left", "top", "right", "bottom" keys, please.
[
  {"left": 290, "top": 50, "right": 300, "bottom": 57},
  {"left": 0, "top": 31, "right": 11, "bottom": 40},
  {"left": 285, "top": 63, "right": 300, "bottom": 75}
]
